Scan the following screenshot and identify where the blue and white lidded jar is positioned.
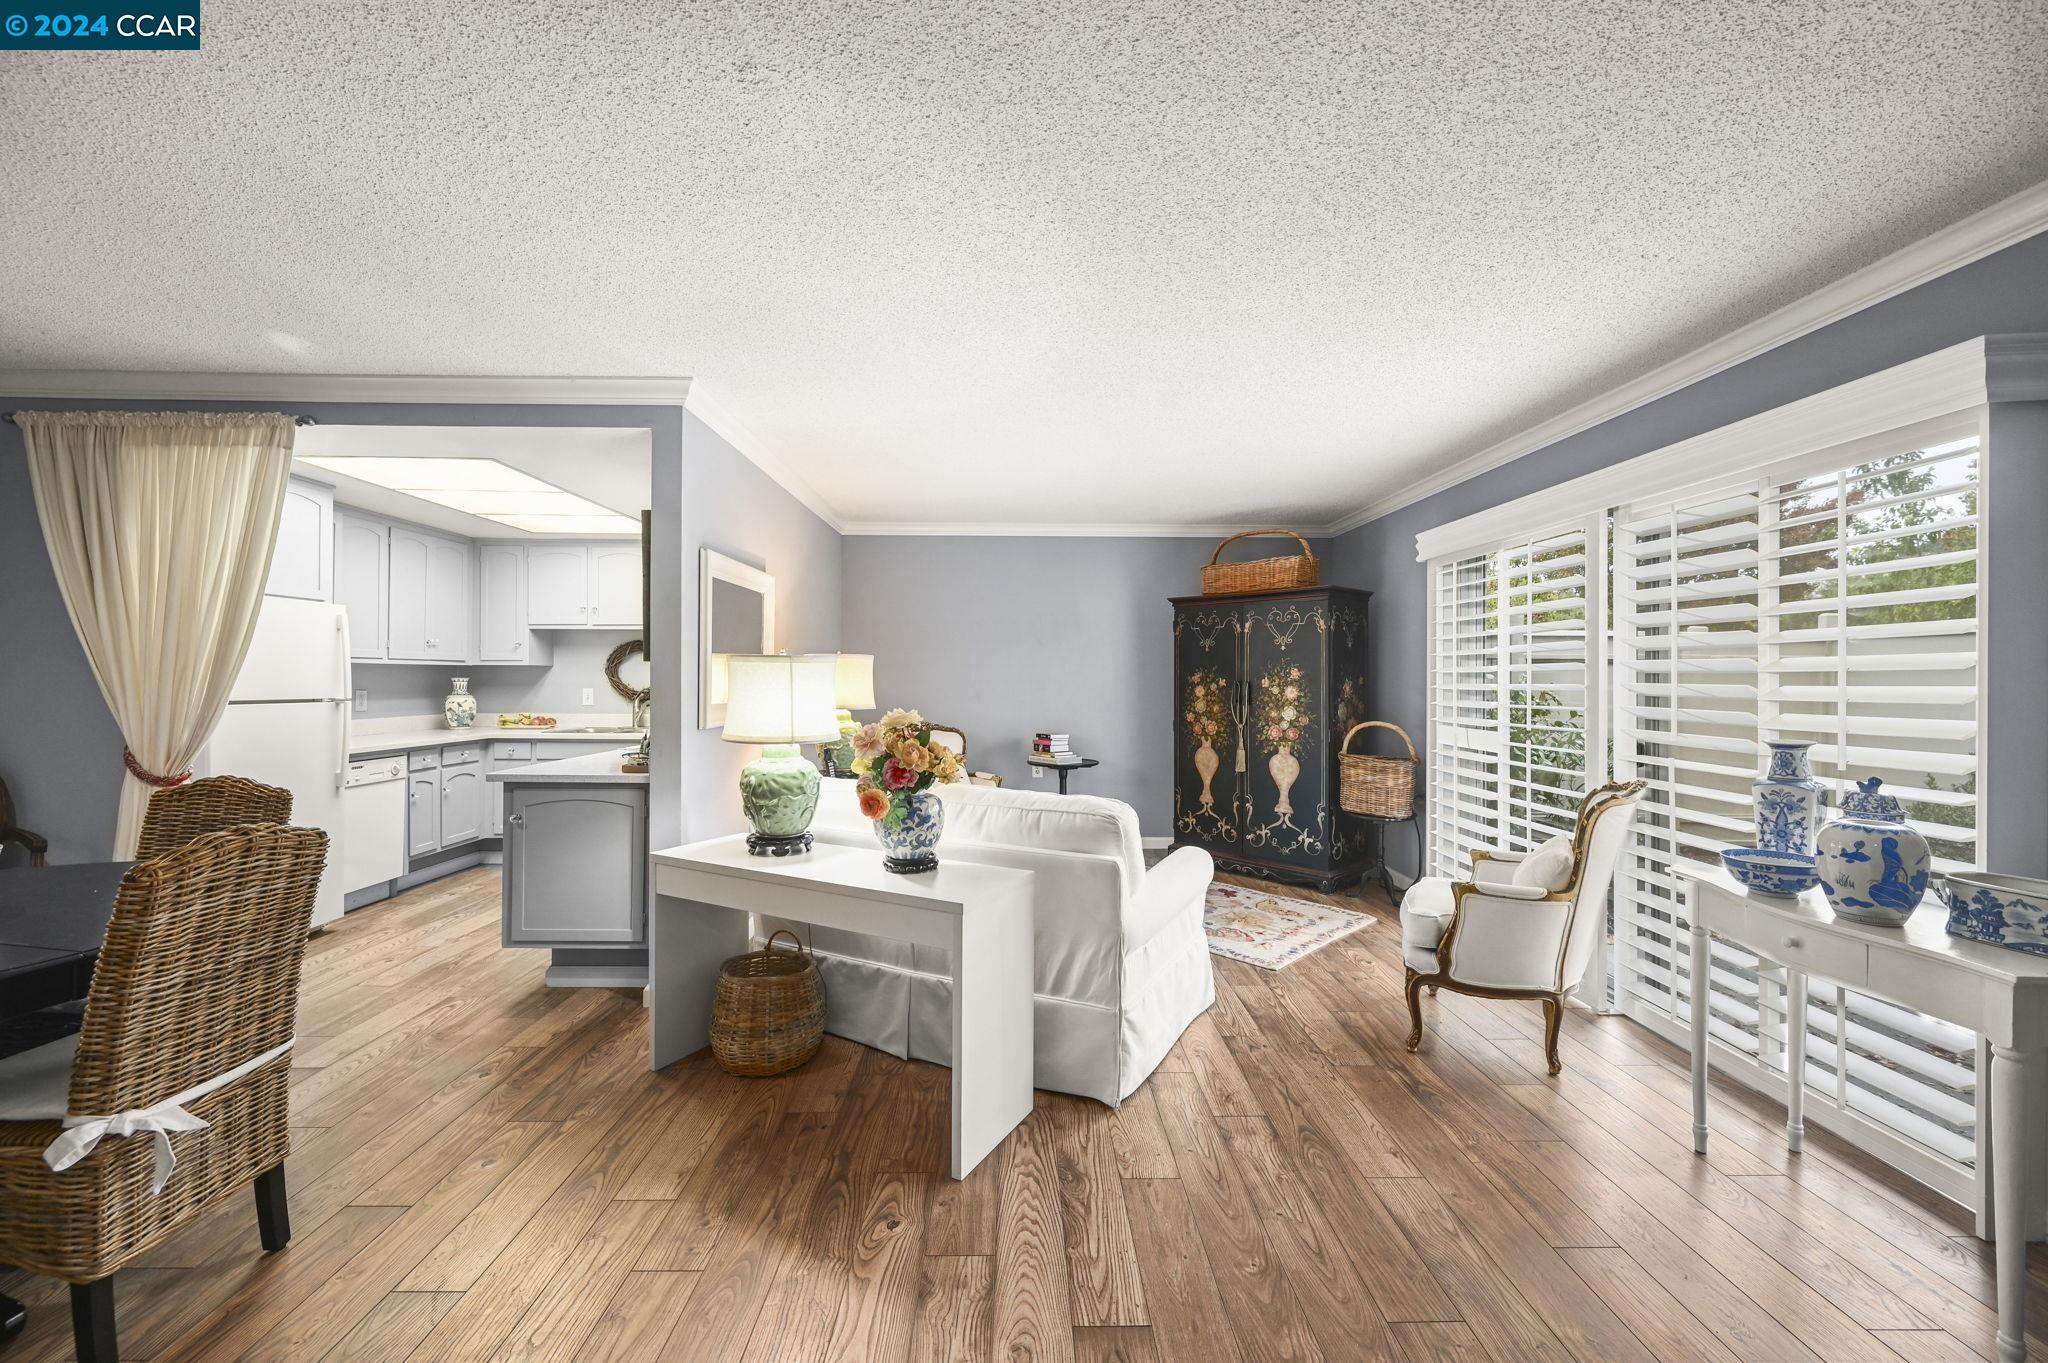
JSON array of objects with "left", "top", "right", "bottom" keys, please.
[
  {"left": 444, "top": 677, "right": 478, "bottom": 729},
  {"left": 1752, "top": 740, "right": 1823, "bottom": 855},
  {"left": 1816, "top": 777, "right": 1930, "bottom": 927}
]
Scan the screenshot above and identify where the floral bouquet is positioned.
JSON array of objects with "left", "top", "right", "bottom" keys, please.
[
  {"left": 850, "top": 708, "right": 964, "bottom": 823},
  {"left": 1183, "top": 671, "right": 1234, "bottom": 753},
  {"left": 1256, "top": 664, "right": 1310, "bottom": 755}
]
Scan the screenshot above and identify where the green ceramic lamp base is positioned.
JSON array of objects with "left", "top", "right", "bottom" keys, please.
[{"left": 739, "top": 743, "right": 822, "bottom": 856}]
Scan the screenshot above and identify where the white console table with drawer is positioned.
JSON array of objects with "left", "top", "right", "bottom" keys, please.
[
  {"left": 650, "top": 836, "right": 1035, "bottom": 1179},
  {"left": 1680, "top": 865, "right": 2048, "bottom": 1362}
]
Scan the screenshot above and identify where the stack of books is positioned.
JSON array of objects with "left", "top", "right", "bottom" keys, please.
[{"left": 1029, "top": 733, "right": 1085, "bottom": 766}]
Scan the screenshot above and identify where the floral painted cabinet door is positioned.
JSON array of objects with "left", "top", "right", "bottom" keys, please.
[
  {"left": 1242, "top": 597, "right": 1330, "bottom": 875},
  {"left": 1173, "top": 603, "right": 1244, "bottom": 855}
]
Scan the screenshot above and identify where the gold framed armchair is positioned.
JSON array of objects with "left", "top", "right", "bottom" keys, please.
[{"left": 1399, "top": 780, "right": 1645, "bottom": 1074}]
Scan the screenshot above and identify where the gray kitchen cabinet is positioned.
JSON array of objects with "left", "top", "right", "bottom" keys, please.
[
  {"left": 589, "top": 543, "right": 643, "bottom": 627},
  {"left": 266, "top": 476, "right": 335, "bottom": 601},
  {"left": 388, "top": 524, "right": 472, "bottom": 662},
  {"left": 440, "top": 762, "right": 485, "bottom": 846},
  {"left": 407, "top": 766, "right": 441, "bottom": 858},
  {"left": 477, "top": 544, "right": 551, "bottom": 664},
  {"left": 334, "top": 512, "right": 388, "bottom": 660},
  {"left": 503, "top": 785, "right": 647, "bottom": 945},
  {"left": 525, "top": 545, "right": 589, "bottom": 627},
  {"left": 484, "top": 740, "right": 531, "bottom": 837}
]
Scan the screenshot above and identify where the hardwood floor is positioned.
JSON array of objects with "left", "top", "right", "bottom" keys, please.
[{"left": 6, "top": 865, "right": 2047, "bottom": 1361}]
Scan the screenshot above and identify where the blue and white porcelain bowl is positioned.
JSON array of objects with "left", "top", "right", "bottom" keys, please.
[
  {"left": 1721, "top": 848, "right": 1822, "bottom": 897},
  {"left": 1937, "top": 872, "right": 2048, "bottom": 958}
]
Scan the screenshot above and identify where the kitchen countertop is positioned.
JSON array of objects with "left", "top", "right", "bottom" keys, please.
[
  {"left": 350, "top": 726, "right": 646, "bottom": 758},
  {"left": 488, "top": 747, "right": 649, "bottom": 785}
]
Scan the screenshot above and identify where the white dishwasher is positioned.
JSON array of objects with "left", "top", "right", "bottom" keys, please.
[{"left": 342, "top": 756, "right": 409, "bottom": 898}]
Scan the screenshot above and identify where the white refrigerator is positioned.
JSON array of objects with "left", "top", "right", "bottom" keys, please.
[{"left": 202, "top": 596, "right": 352, "bottom": 927}]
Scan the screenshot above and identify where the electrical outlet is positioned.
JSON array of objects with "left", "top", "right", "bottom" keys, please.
[
  {"left": 582, "top": 687, "right": 595, "bottom": 706},
  {"left": 352, "top": 690, "right": 368, "bottom": 713},
  {"left": 1030, "top": 765, "right": 1043, "bottom": 779}
]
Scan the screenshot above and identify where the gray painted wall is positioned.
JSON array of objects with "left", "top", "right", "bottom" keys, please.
[
  {"left": 839, "top": 536, "right": 1336, "bottom": 835},
  {"left": 0, "top": 399, "right": 839, "bottom": 865},
  {"left": 1327, "top": 229, "right": 2048, "bottom": 881}
]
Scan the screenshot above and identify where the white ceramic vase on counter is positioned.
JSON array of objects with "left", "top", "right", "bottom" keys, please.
[{"left": 444, "top": 677, "right": 477, "bottom": 729}]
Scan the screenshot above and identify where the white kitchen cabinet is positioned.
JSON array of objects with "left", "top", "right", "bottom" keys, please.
[
  {"left": 503, "top": 785, "right": 647, "bottom": 945},
  {"left": 267, "top": 477, "right": 335, "bottom": 602},
  {"left": 407, "top": 765, "right": 441, "bottom": 858},
  {"left": 334, "top": 513, "right": 388, "bottom": 660},
  {"left": 589, "top": 543, "right": 643, "bottom": 627},
  {"left": 440, "top": 761, "right": 485, "bottom": 846},
  {"left": 388, "top": 525, "right": 472, "bottom": 662},
  {"left": 525, "top": 545, "right": 589, "bottom": 627},
  {"left": 477, "top": 544, "right": 552, "bottom": 664},
  {"left": 523, "top": 542, "right": 642, "bottom": 630}
]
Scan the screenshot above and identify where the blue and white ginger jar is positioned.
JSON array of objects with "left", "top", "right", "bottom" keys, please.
[
  {"left": 1817, "top": 777, "right": 1929, "bottom": 926},
  {"left": 876, "top": 789, "right": 944, "bottom": 874},
  {"left": 1753, "top": 740, "right": 1822, "bottom": 855}
]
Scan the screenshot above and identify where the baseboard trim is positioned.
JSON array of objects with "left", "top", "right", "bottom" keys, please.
[
  {"left": 1141, "top": 836, "right": 1173, "bottom": 850},
  {"left": 544, "top": 964, "right": 651, "bottom": 989}
]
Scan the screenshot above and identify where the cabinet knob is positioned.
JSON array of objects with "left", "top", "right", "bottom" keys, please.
[
  {"left": 508, "top": 813, "right": 523, "bottom": 827},
  {"left": 1783, "top": 935, "right": 1804, "bottom": 950}
]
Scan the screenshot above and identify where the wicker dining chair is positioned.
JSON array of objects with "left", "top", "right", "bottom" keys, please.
[
  {"left": 0, "top": 824, "right": 327, "bottom": 1363},
  {"left": 134, "top": 776, "right": 292, "bottom": 860}
]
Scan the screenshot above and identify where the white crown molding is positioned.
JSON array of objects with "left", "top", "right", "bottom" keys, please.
[
  {"left": 680, "top": 384, "right": 846, "bottom": 534},
  {"left": 0, "top": 370, "right": 695, "bottom": 406},
  {"left": 1337, "top": 177, "right": 2048, "bottom": 538},
  {"left": 1411, "top": 335, "right": 2034, "bottom": 563},
  {"left": 840, "top": 521, "right": 1269, "bottom": 538}
]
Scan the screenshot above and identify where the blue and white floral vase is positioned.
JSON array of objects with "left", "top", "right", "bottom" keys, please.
[
  {"left": 875, "top": 788, "right": 944, "bottom": 874},
  {"left": 1817, "top": 777, "right": 1929, "bottom": 926},
  {"left": 443, "top": 677, "right": 477, "bottom": 730},
  {"left": 1753, "top": 740, "right": 1822, "bottom": 855}
]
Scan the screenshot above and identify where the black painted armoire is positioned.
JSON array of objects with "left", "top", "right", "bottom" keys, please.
[{"left": 1169, "top": 586, "right": 1373, "bottom": 891}]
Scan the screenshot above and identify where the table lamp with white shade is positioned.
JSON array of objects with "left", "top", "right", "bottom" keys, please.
[
  {"left": 821, "top": 653, "right": 876, "bottom": 778},
  {"left": 721, "top": 653, "right": 841, "bottom": 855}
]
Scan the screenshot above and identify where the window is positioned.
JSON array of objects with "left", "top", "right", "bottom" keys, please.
[
  {"left": 1428, "top": 522, "right": 1603, "bottom": 875},
  {"left": 1425, "top": 417, "right": 1985, "bottom": 1194},
  {"left": 1612, "top": 428, "right": 1982, "bottom": 1178}
]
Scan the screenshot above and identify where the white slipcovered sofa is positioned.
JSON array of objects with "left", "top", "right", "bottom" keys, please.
[{"left": 769, "top": 779, "right": 1216, "bottom": 1106}]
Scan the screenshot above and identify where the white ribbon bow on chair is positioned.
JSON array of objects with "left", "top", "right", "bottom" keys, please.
[{"left": 41, "top": 1039, "right": 295, "bottom": 1195}]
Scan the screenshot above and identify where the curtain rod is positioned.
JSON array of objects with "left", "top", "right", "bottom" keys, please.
[{"left": 2, "top": 413, "right": 318, "bottom": 425}]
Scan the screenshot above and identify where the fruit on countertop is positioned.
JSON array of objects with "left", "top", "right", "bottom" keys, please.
[{"left": 498, "top": 713, "right": 559, "bottom": 729}]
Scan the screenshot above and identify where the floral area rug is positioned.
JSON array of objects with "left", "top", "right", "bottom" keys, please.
[{"left": 1205, "top": 882, "right": 1373, "bottom": 970}]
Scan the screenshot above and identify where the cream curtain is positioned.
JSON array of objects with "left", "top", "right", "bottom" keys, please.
[{"left": 16, "top": 411, "right": 296, "bottom": 857}]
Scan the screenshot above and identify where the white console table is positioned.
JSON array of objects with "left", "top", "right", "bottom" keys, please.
[
  {"left": 649, "top": 836, "right": 1035, "bottom": 1179},
  {"left": 1681, "top": 865, "right": 2048, "bottom": 1362}
]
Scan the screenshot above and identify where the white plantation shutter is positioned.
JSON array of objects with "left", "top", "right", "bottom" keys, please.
[
  {"left": 1427, "top": 522, "right": 1602, "bottom": 878},
  {"left": 1612, "top": 425, "right": 1984, "bottom": 1179}
]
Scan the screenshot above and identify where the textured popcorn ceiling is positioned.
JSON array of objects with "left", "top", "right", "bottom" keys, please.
[{"left": 3, "top": 1, "right": 2046, "bottom": 528}]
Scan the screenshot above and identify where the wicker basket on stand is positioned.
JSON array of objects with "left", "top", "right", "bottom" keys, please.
[
  {"left": 710, "top": 930, "right": 826, "bottom": 1076},
  {"left": 1200, "top": 529, "right": 1320, "bottom": 595},
  {"left": 1338, "top": 721, "right": 1418, "bottom": 818}
]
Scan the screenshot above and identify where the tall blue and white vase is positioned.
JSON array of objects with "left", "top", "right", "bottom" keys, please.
[
  {"left": 1753, "top": 740, "right": 1822, "bottom": 855},
  {"left": 1817, "top": 777, "right": 1930, "bottom": 926}
]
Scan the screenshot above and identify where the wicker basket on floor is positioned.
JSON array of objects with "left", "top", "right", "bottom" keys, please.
[
  {"left": 1200, "top": 529, "right": 1320, "bottom": 595},
  {"left": 1338, "top": 721, "right": 1418, "bottom": 818},
  {"left": 710, "top": 930, "right": 826, "bottom": 1076}
]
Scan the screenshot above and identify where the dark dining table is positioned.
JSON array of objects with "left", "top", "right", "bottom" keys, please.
[{"left": 0, "top": 860, "right": 131, "bottom": 1343}]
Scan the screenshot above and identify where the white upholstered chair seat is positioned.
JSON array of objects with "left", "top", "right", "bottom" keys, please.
[
  {"left": 0, "top": 1033, "right": 77, "bottom": 1121},
  {"left": 770, "top": 780, "right": 1216, "bottom": 1106},
  {"left": 1398, "top": 876, "right": 1455, "bottom": 972}
]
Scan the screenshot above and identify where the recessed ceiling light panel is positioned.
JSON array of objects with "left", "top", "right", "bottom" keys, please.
[{"left": 297, "top": 455, "right": 634, "bottom": 534}]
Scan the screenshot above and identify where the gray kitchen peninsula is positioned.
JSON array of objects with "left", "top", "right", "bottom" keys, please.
[{"left": 490, "top": 747, "right": 650, "bottom": 987}]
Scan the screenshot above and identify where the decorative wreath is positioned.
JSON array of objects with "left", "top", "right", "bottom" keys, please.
[{"left": 605, "top": 639, "right": 650, "bottom": 704}]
